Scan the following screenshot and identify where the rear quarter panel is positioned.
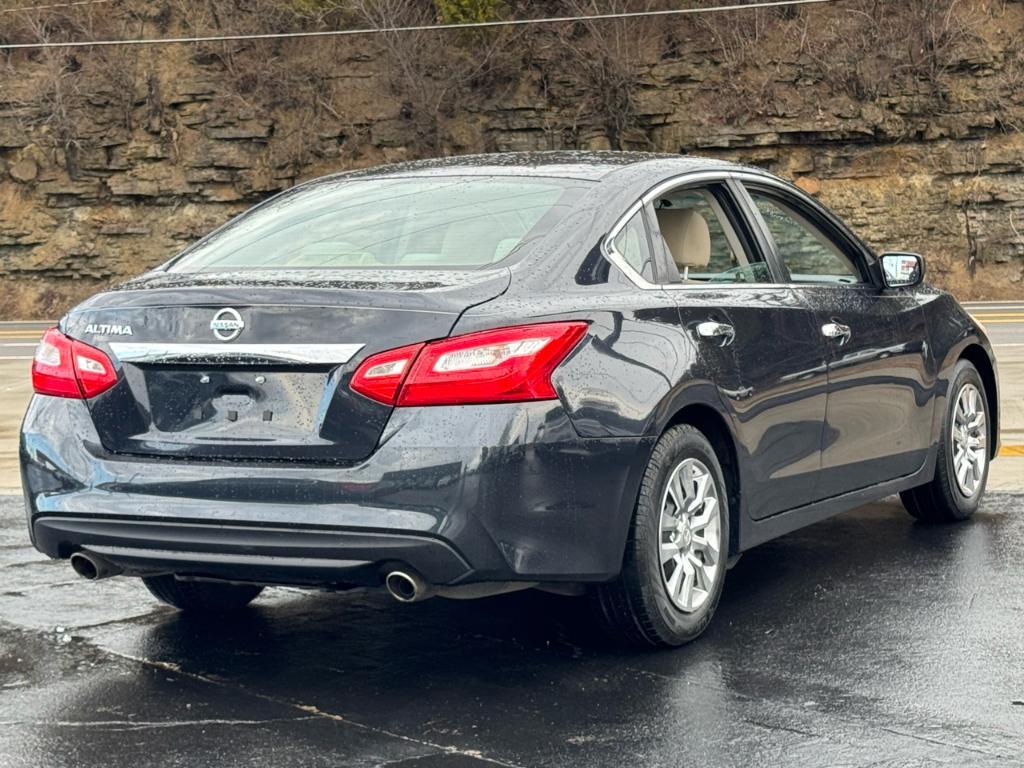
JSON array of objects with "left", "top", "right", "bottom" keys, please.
[{"left": 453, "top": 273, "right": 713, "bottom": 440}]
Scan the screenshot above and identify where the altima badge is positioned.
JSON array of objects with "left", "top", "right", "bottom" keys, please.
[
  {"left": 210, "top": 307, "right": 245, "bottom": 342},
  {"left": 84, "top": 323, "right": 133, "bottom": 336}
]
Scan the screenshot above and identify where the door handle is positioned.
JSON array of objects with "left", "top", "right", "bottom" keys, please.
[
  {"left": 696, "top": 321, "right": 736, "bottom": 346},
  {"left": 821, "top": 322, "right": 852, "bottom": 344}
]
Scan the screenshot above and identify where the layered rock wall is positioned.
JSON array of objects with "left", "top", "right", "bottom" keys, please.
[{"left": 1, "top": 1, "right": 1022, "bottom": 317}]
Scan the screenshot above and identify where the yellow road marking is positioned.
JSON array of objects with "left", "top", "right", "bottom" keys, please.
[
  {"left": 971, "top": 313, "right": 1024, "bottom": 319},
  {"left": 1000, "top": 446, "right": 1024, "bottom": 457}
]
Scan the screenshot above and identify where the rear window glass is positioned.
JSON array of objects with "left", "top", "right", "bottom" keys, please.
[{"left": 168, "top": 176, "right": 590, "bottom": 272}]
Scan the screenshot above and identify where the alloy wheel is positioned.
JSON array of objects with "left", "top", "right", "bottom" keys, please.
[
  {"left": 951, "top": 382, "right": 987, "bottom": 498},
  {"left": 658, "top": 458, "right": 722, "bottom": 613}
]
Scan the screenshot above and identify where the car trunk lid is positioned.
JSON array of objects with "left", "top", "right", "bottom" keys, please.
[{"left": 63, "top": 269, "right": 510, "bottom": 463}]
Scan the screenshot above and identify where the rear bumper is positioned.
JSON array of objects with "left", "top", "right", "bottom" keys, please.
[
  {"left": 32, "top": 517, "right": 471, "bottom": 586},
  {"left": 22, "top": 396, "right": 651, "bottom": 587}
]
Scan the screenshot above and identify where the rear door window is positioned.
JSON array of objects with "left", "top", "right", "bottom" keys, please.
[{"left": 652, "top": 186, "right": 773, "bottom": 284}]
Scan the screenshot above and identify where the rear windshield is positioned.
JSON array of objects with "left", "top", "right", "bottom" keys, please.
[{"left": 168, "top": 176, "right": 591, "bottom": 272}]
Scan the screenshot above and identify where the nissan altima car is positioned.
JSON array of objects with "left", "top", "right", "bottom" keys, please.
[{"left": 21, "top": 152, "right": 999, "bottom": 646}]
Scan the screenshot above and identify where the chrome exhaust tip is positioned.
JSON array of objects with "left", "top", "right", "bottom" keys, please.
[
  {"left": 69, "top": 551, "right": 122, "bottom": 581},
  {"left": 384, "top": 570, "right": 431, "bottom": 603}
]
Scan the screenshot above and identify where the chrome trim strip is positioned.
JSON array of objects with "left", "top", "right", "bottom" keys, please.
[{"left": 109, "top": 343, "right": 365, "bottom": 366}]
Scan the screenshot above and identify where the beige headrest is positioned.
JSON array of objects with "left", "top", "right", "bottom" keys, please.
[{"left": 657, "top": 208, "right": 711, "bottom": 271}]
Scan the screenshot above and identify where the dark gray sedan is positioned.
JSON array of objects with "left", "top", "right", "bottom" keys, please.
[{"left": 21, "top": 152, "right": 998, "bottom": 646}]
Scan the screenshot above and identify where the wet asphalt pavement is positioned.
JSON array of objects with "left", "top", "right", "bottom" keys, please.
[{"left": 0, "top": 494, "right": 1022, "bottom": 767}]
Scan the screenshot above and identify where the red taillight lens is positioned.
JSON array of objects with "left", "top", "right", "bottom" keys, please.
[
  {"left": 73, "top": 340, "right": 119, "bottom": 398},
  {"left": 350, "top": 343, "right": 425, "bottom": 405},
  {"left": 351, "top": 321, "right": 588, "bottom": 408},
  {"left": 351, "top": 322, "right": 587, "bottom": 406},
  {"left": 31, "top": 329, "right": 79, "bottom": 398},
  {"left": 31, "top": 328, "right": 118, "bottom": 399},
  {"left": 400, "top": 322, "right": 587, "bottom": 406}
]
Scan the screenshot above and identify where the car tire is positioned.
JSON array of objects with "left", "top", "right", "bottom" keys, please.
[
  {"left": 593, "top": 425, "right": 730, "bottom": 647},
  {"left": 142, "top": 575, "right": 263, "bottom": 613},
  {"left": 900, "top": 361, "right": 990, "bottom": 524}
]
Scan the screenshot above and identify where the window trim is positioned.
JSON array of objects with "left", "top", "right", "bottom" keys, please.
[{"left": 602, "top": 170, "right": 788, "bottom": 290}]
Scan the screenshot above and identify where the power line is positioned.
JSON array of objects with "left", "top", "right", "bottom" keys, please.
[
  {"left": 0, "top": 0, "right": 110, "bottom": 14},
  {"left": 0, "top": 0, "right": 844, "bottom": 50}
]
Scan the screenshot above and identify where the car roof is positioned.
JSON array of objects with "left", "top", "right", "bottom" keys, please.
[{"left": 314, "top": 151, "right": 755, "bottom": 184}]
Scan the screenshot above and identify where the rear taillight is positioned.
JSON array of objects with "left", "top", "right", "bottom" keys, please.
[
  {"left": 350, "top": 322, "right": 587, "bottom": 407},
  {"left": 349, "top": 342, "right": 425, "bottom": 406},
  {"left": 31, "top": 328, "right": 118, "bottom": 399}
]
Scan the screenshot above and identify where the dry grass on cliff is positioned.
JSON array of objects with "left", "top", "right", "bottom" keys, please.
[
  {"left": 349, "top": 0, "right": 525, "bottom": 153},
  {"left": 553, "top": 0, "right": 663, "bottom": 150},
  {"left": 1, "top": 0, "right": 1001, "bottom": 160},
  {"left": 693, "top": 0, "right": 987, "bottom": 121},
  {"left": 801, "top": 0, "right": 985, "bottom": 102}
]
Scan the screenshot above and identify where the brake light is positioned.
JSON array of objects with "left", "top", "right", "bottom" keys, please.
[
  {"left": 351, "top": 322, "right": 587, "bottom": 407},
  {"left": 31, "top": 328, "right": 119, "bottom": 399}
]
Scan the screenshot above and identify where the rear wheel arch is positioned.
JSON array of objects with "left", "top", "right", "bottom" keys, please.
[
  {"left": 664, "top": 404, "right": 741, "bottom": 557},
  {"left": 958, "top": 344, "right": 998, "bottom": 458},
  {"left": 594, "top": 423, "right": 731, "bottom": 646}
]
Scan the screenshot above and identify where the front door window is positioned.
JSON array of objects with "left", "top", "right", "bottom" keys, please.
[{"left": 747, "top": 193, "right": 862, "bottom": 284}]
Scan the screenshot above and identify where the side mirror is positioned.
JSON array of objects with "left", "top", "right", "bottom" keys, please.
[{"left": 880, "top": 252, "right": 925, "bottom": 289}]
